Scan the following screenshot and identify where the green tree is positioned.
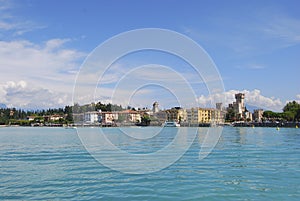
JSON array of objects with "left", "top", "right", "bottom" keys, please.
[
  {"left": 296, "top": 109, "right": 300, "bottom": 121},
  {"left": 283, "top": 101, "right": 300, "bottom": 112},
  {"left": 263, "top": 110, "right": 283, "bottom": 119},
  {"left": 141, "top": 115, "right": 151, "bottom": 126},
  {"left": 225, "top": 108, "right": 235, "bottom": 122},
  {"left": 64, "top": 105, "right": 73, "bottom": 123},
  {"left": 282, "top": 111, "right": 294, "bottom": 121},
  {"left": 283, "top": 101, "right": 300, "bottom": 121}
]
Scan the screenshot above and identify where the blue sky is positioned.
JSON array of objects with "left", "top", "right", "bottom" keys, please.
[{"left": 0, "top": 0, "right": 300, "bottom": 111}]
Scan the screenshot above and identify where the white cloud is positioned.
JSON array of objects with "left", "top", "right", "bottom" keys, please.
[
  {"left": 0, "top": 39, "right": 86, "bottom": 108},
  {"left": 0, "top": 39, "right": 85, "bottom": 82},
  {"left": 0, "top": 81, "right": 72, "bottom": 109},
  {"left": 197, "top": 89, "right": 284, "bottom": 112},
  {"left": 245, "top": 89, "right": 283, "bottom": 110},
  {"left": 45, "top": 38, "right": 70, "bottom": 50}
]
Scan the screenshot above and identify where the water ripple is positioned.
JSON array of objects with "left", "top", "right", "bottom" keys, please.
[{"left": 0, "top": 127, "right": 299, "bottom": 200}]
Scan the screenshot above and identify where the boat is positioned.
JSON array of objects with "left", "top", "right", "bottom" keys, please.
[{"left": 164, "top": 121, "right": 180, "bottom": 127}]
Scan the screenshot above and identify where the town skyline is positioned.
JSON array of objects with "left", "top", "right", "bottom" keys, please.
[
  {"left": 0, "top": 0, "right": 300, "bottom": 112},
  {"left": 1, "top": 92, "right": 299, "bottom": 127}
]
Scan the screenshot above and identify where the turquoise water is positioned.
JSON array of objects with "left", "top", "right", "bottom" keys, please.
[{"left": 0, "top": 127, "right": 299, "bottom": 200}]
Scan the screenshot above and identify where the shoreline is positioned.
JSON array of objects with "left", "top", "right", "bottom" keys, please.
[{"left": 1, "top": 123, "right": 299, "bottom": 128}]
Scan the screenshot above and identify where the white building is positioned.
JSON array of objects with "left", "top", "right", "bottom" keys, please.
[
  {"left": 84, "top": 111, "right": 101, "bottom": 123},
  {"left": 253, "top": 109, "right": 264, "bottom": 122},
  {"left": 245, "top": 111, "right": 253, "bottom": 121}
]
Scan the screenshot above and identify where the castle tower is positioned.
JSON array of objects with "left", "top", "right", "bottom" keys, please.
[
  {"left": 152, "top": 101, "right": 159, "bottom": 113},
  {"left": 235, "top": 93, "right": 245, "bottom": 108},
  {"left": 235, "top": 93, "right": 245, "bottom": 119}
]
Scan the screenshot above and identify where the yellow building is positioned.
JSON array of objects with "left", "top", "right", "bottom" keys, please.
[
  {"left": 198, "top": 108, "right": 212, "bottom": 123},
  {"left": 198, "top": 108, "right": 224, "bottom": 124},
  {"left": 118, "top": 110, "right": 141, "bottom": 123},
  {"left": 163, "top": 107, "right": 224, "bottom": 125}
]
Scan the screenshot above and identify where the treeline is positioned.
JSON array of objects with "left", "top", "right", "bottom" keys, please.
[
  {"left": 72, "top": 102, "right": 123, "bottom": 113},
  {"left": 263, "top": 101, "right": 300, "bottom": 122},
  {"left": 0, "top": 106, "right": 73, "bottom": 125},
  {"left": 0, "top": 102, "right": 126, "bottom": 125}
]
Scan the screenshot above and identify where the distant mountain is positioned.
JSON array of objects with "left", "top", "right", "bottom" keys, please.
[{"left": 0, "top": 103, "right": 7, "bottom": 109}]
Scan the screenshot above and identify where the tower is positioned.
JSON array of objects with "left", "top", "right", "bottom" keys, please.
[
  {"left": 235, "top": 93, "right": 245, "bottom": 119},
  {"left": 235, "top": 93, "right": 245, "bottom": 108},
  {"left": 152, "top": 101, "right": 159, "bottom": 113}
]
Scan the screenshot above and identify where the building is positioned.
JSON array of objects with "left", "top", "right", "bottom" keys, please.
[
  {"left": 216, "top": 103, "right": 226, "bottom": 123},
  {"left": 84, "top": 111, "right": 101, "bottom": 124},
  {"left": 185, "top": 106, "right": 225, "bottom": 125},
  {"left": 245, "top": 111, "right": 253, "bottom": 121},
  {"left": 212, "top": 109, "right": 225, "bottom": 124},
  {"left": 50, "top": 114, "right": 64, "bottom": 121},
  {"left": 253, "top": 109, "right": 264, "bottom": 122},
  {"left": 186, "top": 108, "right": 199, "bottom": 124},
  {"left": 101, "top": 110, "right": 141, "bottom": 125},
  {"left": 27, "top": 116, "right": 36, "bottom": 121},
  {"left": 198, "top": 108, "right": 214, "bottom": 123},
  {"left": 234, "top": 93, "right": 245, "bottom": 119},
  {"left": 165, "top": 107, "right": 187, "bottom": 123},
  {"left": 152, "top": 101, "right": 159, "bottom": 113},
  {"left": 118, "top": 110, "right": 141, "bottom": 123},
  {"left": 227, "top": 93, "right": 248, "bottom": 121},
  {"left": 101, "top": 112, "right": 118, "bottom": 125},
  {"left": 42, "top": 114, "right": 65, "bottom": 122},
  {"left": 153, "top": 110, "right": 167, "bottom": 124}
]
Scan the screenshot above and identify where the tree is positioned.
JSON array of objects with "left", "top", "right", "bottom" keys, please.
[
  {"left": 141, "top": 115, "right": 151, "bottom": 126},
  {"left": 95, "top": 102, "right": 123, "bottom": 112},
  {"left": 263, "top": 110, "right": 274, "bottom": 118},
  {"left": 282, "top": 111, "right": 294, "bottom": 121},
  {"left": 283, "top": 101, "right": 300, "bottom": 112},
  {"left": 225, "top": 108, "right": 235, "bottom": 122},
  {"left": 296, "top": 109, "right": 300, "bottom": 121},
  {"left": 64, "top": 106, "right": 73, "bottom": 123},
  {"left": 263, "top": 110, "right": 282, "bottom": 119},
  {"left": 283, "top": 101, "right": 300, "bottom": 121}
]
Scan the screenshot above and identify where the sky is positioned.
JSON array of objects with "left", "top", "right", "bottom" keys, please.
[{"left": 0, "top": 0, "right": 300, "bottom": 111}]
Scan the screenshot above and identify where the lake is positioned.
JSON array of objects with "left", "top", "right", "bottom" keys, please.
[{"left": 0, "top": 127, "right": 299, "bottom": 200}]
